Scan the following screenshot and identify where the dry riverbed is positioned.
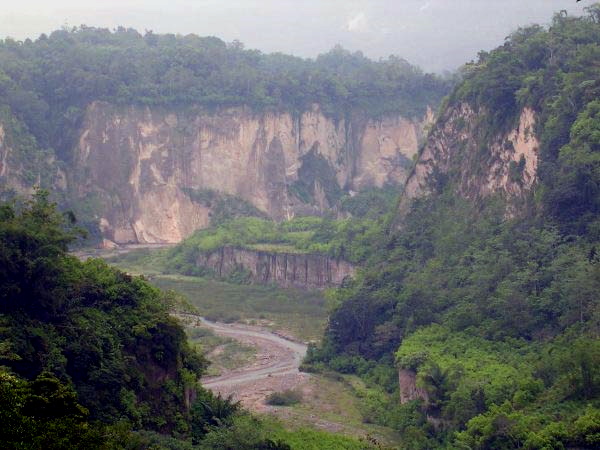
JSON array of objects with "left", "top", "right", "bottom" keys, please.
[
  {"left": 179, "top": 314, "right": 309, "bottom": 408},
  {"left": 87, "top": 246, "right": 400, "bottom": 446},
  {"left": 179, "top": 314, "right": 400, "bottom": 446}
]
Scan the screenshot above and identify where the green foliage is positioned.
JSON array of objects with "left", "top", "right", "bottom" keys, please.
[
  {"left": 396, "top": 325, "right": 544, "bottom": 424},
  {"left": 166, "top": 211, "right": 388, "bottom": 280},
  {"left": 312, "top": 189, "right": 600, "bottom": 445},
  {"left": 0, "top": 370, "right": 103, "bottom": 449},
  {"left": 545, "top": 99, "right": 600, "bottom": 233},
  {"left": 310, "top": 9, "right": 600, "bottom": 446},
  {"left": 0, "top": 192, "right": 239, "bottom": 445},
  {"left": 183, "top": 188, "right": 267, "bottom": 226},
  {"left": 198, "top": 415, "right": 291, "bottom": 450},
  {"left": 455, "top": 403, "right": 600, "bottom": 450},
  {"left": 0, "top": 29, "right": 449, "bottom": 161},
  {"left": 190, "top": 390, "right": 240, "bottom": 443},
  {"left": 150, "top": 276, "right": 327, "bottom": 341},
  {"left": 266, "top": 422, "right": 374, "bottom": 450},
  {"left": 289, "top": 149, "right": 343, "bottom": 205},
  {"left": 200, "top": 415, "right": 373, "bottom": 450},
  {"left": 0, "top": 106, "right": 57, "bottom": 196},
  {"left": 445, "top": 8, "right": 600, "bottom": 234},
  {"left": 339, "top": 186, "right": 399, "bottom": 220}
]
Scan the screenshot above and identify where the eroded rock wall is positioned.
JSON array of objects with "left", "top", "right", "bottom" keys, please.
[
  {"left": 72, "top": 102, "right": 430, "bottom": 243},
  {"left": 196, "top": 246, "right": 355, "bottom": 289},
  {"left": 398, "top": 369, "right": 429, "bottom": 404},
  {"left": 396, "top": 104, "right": 539, "bottom": 222}
]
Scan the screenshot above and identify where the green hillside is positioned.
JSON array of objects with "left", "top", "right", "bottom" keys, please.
[{"left": 306, "top": 7, "right": 600, "bottom": 449}]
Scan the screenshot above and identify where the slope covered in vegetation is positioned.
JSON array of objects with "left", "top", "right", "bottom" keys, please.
[
  {"left": 0, "top": 191, "right": 383, "bottom": 448},
  {"left": 0, "top": 27, "right": 449, "bottom": 163},
  {"left": 0, "top": 192, "right": 203, "bottom": 444},
  {"left": 306, "top": 6, "right": 600, "bottom": 449},
  {"left": 1, "top": 192, "right": 362, "bottom": 448}
]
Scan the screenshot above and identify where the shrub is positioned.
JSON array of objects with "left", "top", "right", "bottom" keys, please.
[{"left": 265, "top": 390, "right": 302, "bottom": 406}]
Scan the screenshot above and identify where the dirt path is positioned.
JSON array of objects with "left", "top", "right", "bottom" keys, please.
[
  {"left": 178, "top": 314, "right": 309, "bottom": 409},
  {"left": 197, "top": 317, "right": 307, "bottom": 389},
  {"left": 186, "top": 315, "right": 399, "bottom": 446}
]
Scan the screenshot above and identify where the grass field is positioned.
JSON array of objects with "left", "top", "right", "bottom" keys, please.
[
  {"left": 105, "top": 249, "right": 328, "bottom": 342},
  {"left": 274, "top": 373, "right": 402, "bottom": 447},
  {"left": 154, "top": 275, "right": 327, "bottom": 342}
]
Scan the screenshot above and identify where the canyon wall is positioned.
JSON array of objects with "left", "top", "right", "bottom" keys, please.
[
  {"left": 71, "top": 102, "right": 431, "bottom": 243},
  {"left": 398, "top": 369, "right": 429, "bottom": 404},
  {"left": 396, "top": 103, "right": 539, "bottom": 223},
  {"left": 195, "top": 246, "right": 355, "bottom": 289}
]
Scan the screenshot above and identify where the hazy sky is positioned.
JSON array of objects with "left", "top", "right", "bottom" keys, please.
[{"left": 0, "top": 1, "right": 590, "bottom": 72}]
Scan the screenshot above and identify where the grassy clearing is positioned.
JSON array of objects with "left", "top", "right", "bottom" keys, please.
[
  {"left": 245, "top": 243, "right": 308, "bottom": 253},
  {"left": 105, "top": 248, "right": 169, "bottom": 276},
  {"left": 153, "top": 275, "right": 327, "bottom": 342},
  {"left": 266, "top": 389, "right": 303, "bottom": 406},
  {"left": 105, "top": 249, "right": 328, "bottom": 342},
  {"left": 283, "top": 373, "right": 402, "bottom": 447},
  {"left": 262, "top": 417, "right": 378, "bottom": 450}
]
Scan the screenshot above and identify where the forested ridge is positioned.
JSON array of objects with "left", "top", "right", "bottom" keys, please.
[
  {"left": 303, "top": 7, "right": 600, "bottom": 449},
  {"left": 0, "top": 192, "right": 242, "bottom": 447},
  {"left": 0, "top": 26, "right": 448, "bottom": 162}
]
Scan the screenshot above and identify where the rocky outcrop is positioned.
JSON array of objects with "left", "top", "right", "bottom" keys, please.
[
  {"left": 72, "top": 102, "right": 431, "bottom": 243},
  {"left": 195, "top": 246, "right": 354, "bottom": 289},
  {"left": 396, "top": 104, "right": 539, "bottom": 223},
  {"left": 398, "top": 368, "right": 429, "bottom": 404}
]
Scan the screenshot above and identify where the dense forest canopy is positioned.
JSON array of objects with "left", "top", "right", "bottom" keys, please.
[
  {"left": 0, "top": 192, "right": 201, "bottom": 442},
  {"left": 0, "top": 26, "right": 449, "bottom": 160}
]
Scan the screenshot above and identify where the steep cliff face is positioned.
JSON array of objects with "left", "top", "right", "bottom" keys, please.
[
  {"left": 0, "top": 121, "right": 66, "bottom": 198},
  {"left": 398, "top": 369, "right": 429, "bottom": 404},
  {"left": 195, "top": 246, "right": 354, "bottom": 289},
  {"left": 72, "top": 102, "right": 430, "bottom": 243},
  {"left": 397, "top": 103, "right": 539, "bottom": 221}
]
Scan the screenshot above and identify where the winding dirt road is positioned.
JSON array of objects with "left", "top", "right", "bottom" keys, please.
[
  {"left": 198, "top": 317, "right": 307, "bottom": 389},
  {"left": 177, "top": 314, "right": 310, "bottom": 407},
  {"left": 188, "top": 316, "right": 399, "bottom": 445}
]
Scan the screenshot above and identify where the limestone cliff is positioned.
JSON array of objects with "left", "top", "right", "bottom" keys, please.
[
  {"left": 195, "top": 246, "right": 354, "bottom": 289},
  {"left": 398, "top": 369, "right": 429, "bottom": 404},
  {"left": 72, "top": 102, "right": 431, "bottom": 243},
  {"left": 396, "top": 103, "right": 539, "bottom": 223}
]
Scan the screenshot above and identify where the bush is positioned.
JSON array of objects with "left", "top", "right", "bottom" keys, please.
[{"left": 265, "top": 390, "right": 303, "bottom": 406}]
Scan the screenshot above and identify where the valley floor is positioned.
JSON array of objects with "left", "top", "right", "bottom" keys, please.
[
  {"left": 93, "top": 246, "right": 402, "bottom": 447},
  {"left": 180, "top": 314, "right": 400, "bottom": 447}
]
